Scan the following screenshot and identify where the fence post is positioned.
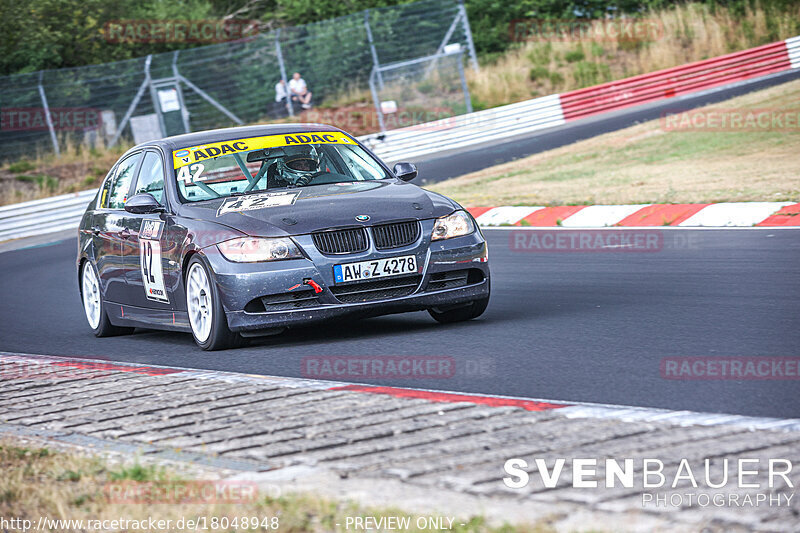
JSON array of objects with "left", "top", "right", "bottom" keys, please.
[
  {"left": 275, "top": 29, "right": 293, "bottom": 117},
  {"left": 172, "top": 50, "right": 192, "bottom": 133},
  {"left": 369, "top": 68, "right": 386, "bottom": 133},
  {"left": 457, "top": 51, "right": 473, "bottom": 114},
  {"left": 364, "top": 10, "right": 384, "bottom": 90},
  {"left": 109, "top": 55, "right": 153, "bottom": 148},
  {"left": 37, "top": 72, "right": 59, "bottom": 156},
  {"left": 425, "top": 8, "right": 463, "bottom": 77},
  {"left": 458, "top": 1, "right": 479, "bottom": 72},
  {"left": 149, "top": 77, "right": 167, "bottom": 139},
  {"left": 177, "top": 75, "right": 244, "bottom": 124}
]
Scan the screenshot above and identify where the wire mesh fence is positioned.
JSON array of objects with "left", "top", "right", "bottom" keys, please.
[
  {"left": 370, "top": 49, "right": 473, "bottom": 133},
  {"left": 0, "top": 0, "right": 477, "bottom": 162}
]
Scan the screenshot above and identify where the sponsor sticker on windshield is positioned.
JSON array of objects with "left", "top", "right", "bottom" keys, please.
[
  {"left": 216, "top": 191, "right": 300, "bottom": 216},
  {"left": 173, "top": 131, "right": 354, "bottom": 169}
]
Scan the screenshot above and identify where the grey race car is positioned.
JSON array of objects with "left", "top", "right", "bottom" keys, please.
[{"left": 77, "top": 124, "right": 490, "bottom": 350}]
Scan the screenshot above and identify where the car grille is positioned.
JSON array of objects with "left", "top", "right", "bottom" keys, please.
[
  {"left": 312, "top": 227, "right": 369, "bottom": 255},
  {"left": 331, "top": 274, "right": 422, "bottom": 303},
  {"left": 426, "top": 269, "right": 485, "bottom": 292},
  {"left": 372, "top": 221, "right": 420, "bottom": 250},
  {"left": 244, "top": 289, "right": 321, "bottom": 313}
]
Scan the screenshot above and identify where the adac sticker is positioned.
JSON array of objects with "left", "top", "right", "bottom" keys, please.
[{"left": 172, "top": 131, "right": 354, "bottom": 169}]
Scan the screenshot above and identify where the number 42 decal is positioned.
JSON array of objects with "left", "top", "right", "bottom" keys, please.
[
  {"left": 139, "top": 219, "right": 169, "bottom": 303},
  {"left": 142, "top": 241, "right": 157, "bottom": 284},
  {"left": 177, "top": 163, "right": 205, "bottom": 185}
]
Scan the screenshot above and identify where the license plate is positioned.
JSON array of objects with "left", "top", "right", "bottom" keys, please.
[{"left": 334, "top": 255, "right": 417, "bottom": 284}]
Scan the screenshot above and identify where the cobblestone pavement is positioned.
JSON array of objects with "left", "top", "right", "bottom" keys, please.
[{"left": 1, "top": 353, "right": 798, "bottom": 532}]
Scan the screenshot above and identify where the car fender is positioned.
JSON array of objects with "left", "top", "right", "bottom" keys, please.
[
  {"left": 76, "top": 205, "right": 98, "bottom": 292},
  {"left": 172, "top": 217, "right": 246, "bottom": 290},
  {"left": 422, "top": 189, "right": 462, "bottom": 215}
]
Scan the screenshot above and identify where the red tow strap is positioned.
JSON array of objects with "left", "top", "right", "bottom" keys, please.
[{"left": 304, "top": 279, "right": 324, "bottom": 294}]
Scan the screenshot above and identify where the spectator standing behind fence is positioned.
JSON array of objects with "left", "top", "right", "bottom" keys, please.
[
  {"left": 289, "top": 72, "right": 313, "bottom": 110},
  {"left": 274, "top": 79, "right": 289, "bottom": 115}
]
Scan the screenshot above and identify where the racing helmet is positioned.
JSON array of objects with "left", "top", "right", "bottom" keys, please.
[{"left": 276, "top": 145, "right": 320, "bottom": 186}]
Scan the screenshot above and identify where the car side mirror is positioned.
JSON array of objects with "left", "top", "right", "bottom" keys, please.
[
  {"left": 125, "top": 193, "right": 163, "bottom": 214},
  {"left": 393, "top": 162, "right": 417, "bottom": 182}
]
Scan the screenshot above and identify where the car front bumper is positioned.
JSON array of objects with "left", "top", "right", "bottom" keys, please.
[{"left": 202, "top": 227, "right": 490, "bottom": 333}]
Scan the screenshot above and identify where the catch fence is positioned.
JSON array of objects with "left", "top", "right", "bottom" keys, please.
[{"left": 0, "top": 0, "right": 478, "bottom": 161}]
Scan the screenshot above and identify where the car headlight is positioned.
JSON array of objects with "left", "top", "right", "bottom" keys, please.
[
  {"left": 431, "top": 210, "right": 475, "bottom": 241},
  {"left": 217, "top": 237, "right": 303, "bottom": 262}
]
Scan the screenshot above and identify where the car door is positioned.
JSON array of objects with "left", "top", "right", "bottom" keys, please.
[
  {"left": 91, "top": 152, "right": 143, "bottom": 304},
  {"left": 120, "top": 149, "right": 175, "bottom": 309}
]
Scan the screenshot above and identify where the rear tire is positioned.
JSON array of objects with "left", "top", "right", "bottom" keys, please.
[
  {"left": 428, "top": 295, "right": 489, "bottom": 324},
  {"left": 186, "top": 257, "right": 246, "bottom": 351},
  {"left": 81, "top": 260, "right": 134, "bottom": 337}
]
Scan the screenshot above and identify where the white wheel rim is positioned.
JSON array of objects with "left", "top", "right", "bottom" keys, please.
[
  {"left": 82, "top": 262, "right": 101, "bottom": 329},
  {"left": 187, "top": 263, "right": 213, "bottom": 343}
]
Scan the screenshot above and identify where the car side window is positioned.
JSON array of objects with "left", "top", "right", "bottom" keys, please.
[
  {"left": 134, "top": 152, "right": 165, "bottom": 205},
  {"left": 105, "top": 153, "right": 142, "bottom": 209},
  {"left": 98, "top": 170, "right": 115, "bottom": 209}
]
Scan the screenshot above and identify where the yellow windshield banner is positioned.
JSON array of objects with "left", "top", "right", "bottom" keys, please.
[{"left": 172, "top": 131, "right": 355, "bottom": 169}]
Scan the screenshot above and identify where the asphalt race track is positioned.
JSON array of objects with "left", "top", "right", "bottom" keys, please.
[
  {"left": 414, "top": 69, "right": 800, "bottom": 184},
  {"left": 1, "top": 228, "right": 798, "bottom": 419}
]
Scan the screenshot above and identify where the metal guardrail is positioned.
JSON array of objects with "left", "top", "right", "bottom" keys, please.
[
  {"left": 788, "top": 36, "right": 800, "bottom": 69},
  {"left": 559, "top": 39, "right": 798, "bottom": 121},
  {"left": 0, "top": 190, "right": 95, "bottom": 242},
  {"left": 363, "top": 94, "right": 565, "bottom": 163},
  {"left": 0, "top": 36, "right": 798, "bottom": 243}
]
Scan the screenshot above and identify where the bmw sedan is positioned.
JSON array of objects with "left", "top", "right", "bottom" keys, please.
[{"left": 77, "top": 124, "right": 490, "bottom": 350}]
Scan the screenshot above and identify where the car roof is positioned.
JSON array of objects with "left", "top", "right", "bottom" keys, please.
[{"left": 133, "top": 123, "right": 350, "bottom": 152}]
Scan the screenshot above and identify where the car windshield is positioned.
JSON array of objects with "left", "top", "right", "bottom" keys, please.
[{"left": 173, "top": 132, "right": 392, "bottom": 202}]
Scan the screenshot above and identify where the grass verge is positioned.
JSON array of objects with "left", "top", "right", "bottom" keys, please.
[
  {"left": 0, "top": 438, "right": 552, "bottom": 533},
  {"left": 0, "top": 138, "right": 127, "bottom": 206},
  {"left": 428, "top": 80, "right": 800, "bottom": 207}
]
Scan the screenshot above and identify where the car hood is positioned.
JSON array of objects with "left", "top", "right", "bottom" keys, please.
[{"left": 177, "top": 180, "right": 458, "bottom": 237}]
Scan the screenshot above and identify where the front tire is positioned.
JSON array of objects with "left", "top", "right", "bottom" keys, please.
[
  {"left": 186, "top": 257, "right": 245, "bottom": 350},
  {"left": 81, "top": 260, "right": 134, "bottom": 337},
  {"left": 428, "top": 295, "right": 489, "bottom": 324}
]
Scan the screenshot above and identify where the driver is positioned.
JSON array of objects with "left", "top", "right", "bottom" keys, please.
[{"left": 274, "top": 145, "right": 320, "bottom": 186}]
